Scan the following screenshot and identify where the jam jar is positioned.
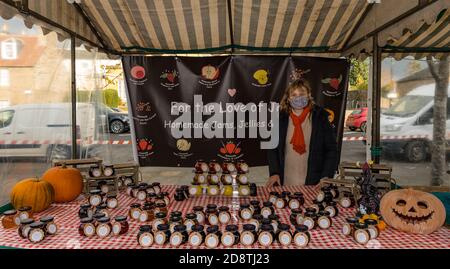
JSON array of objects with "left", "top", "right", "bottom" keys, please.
[
  {"left": 184, "top": 213, "right": 198, "bottom": 232},
  {"left": 1, "top": 210, "right": 19, "bottom": 229},
  {"left": 237, "top": 171, "right": 249, "bottom": 185},
  {"left": 288, "top": 195, "right": 302, "bottom": 210},
  {"left": 365, "top": 219, "right": 379, "bottom": 239},
  {"left": 140, "top": 203, "right": 155, "bottom": 222},
  {"left": 98, "top": 180, "right": 109, "bottom": 194},
  {"left": 169, "top": 216, "right": 183, "bottom": 233},
  {"left": 193, "top": 206, "right": 205, "bottom": 224},
  {"left": 174, "top": 188, "right": 185, "bottom": 201},
  {"left": 193, "top": 171, "right": 206, "bottom": 185},
  {"left": 218, "top": 206, "right": 231, "bottom": 224},
  {"left": 311, "top": 199, "right": 325, "bottom": 213},
  {"left": 206, "top": 208, "right": 219, "bottom": 226},
  {"left": 154, "top": 202, "right": 168, "bottom": 216},
  {"left": 293, "top": 192, "right": 305, "bottom": 204},
  {"left": 154, "top": 224, "right": 171, "bottom": 245},
  {"left": 250, "top": 200, "right": 261, "bottom": 215},
  {"left": 221, "top": 171, "right": 233, "bottom": 185},
  {"left": 131, "top": 185, "right": 140, "bottom": 198},
  {"left": 275, "top": 193, "right": 288, "bottom": 209},
  {"left": 195, "top": 159, "right": 209, "bottom": 173},
  {"left": 324, "top": 201, "right": 339, "bottom": 218},
  {"left": 95, "top": 203, "right": 110, "bottom": 218},
  {"left": 153, "top": 212, "right": 168, "bottom": 231},
  {"left": 205, "top": 225, "right": 222, "bottom": 249},
  {"left": 268, "top": 214, "right": 280, "bottom": 233},
  {"left": 303, "top": 211, "right": 317, "bottom": 230},
  {"left": 96, "top": 217, "right": 111, "bottom": 238},
  {"left": 102, "top": 164, "right": 114, "bottom": 177},
  {"left": 222, "top": 161, "right": 236, "bottom": 173},
  {"left": 152, "top": 182, "right": 162, "bottom": 195},
  {"left": 153, "top": 194, "right": 165, "bottom": 205},
  {"left": 293, "top": 225, "right": 310, "bottom": 247},
  {"left": 93, "top": 212, "right": 106, "bottom": 227},
  {"left": 40, "top": 216, "right": 57, "bottom": 235},
  {"left": 239, "top": 203, "right": 252, "bottom": 220},
  {"left": 261, "top": 202, "right": 274, "bottom": 219},
  {"left": 105, "top": 193, "right": 118, "bottom": 209},
  {"left": 240, "top": 224, "right": 257, "bottom": 246},
  {"left": 123, "top": 176, "right": 133, "bottom": 187},
  {"left": 207, "top": 184, "right": 220, "bottom": 196},
  {"left": 126, "top": 183, "right": 136, "bottom": 196},
  {"left": 209, "top": 160, "right": 221, "bottom": 173},
  {"left": 342, "top": 217, "right": 359, "bottom": 236},
  {"left": 207, "top": 172, "right": 220, "bottom": 185},
  {"left": 170, "top": 211, "right": 183, "bottom": 219},
  {"left": 316, "top": 186, "right": 330, "bottom": 203},
  {"left": 137, "top": 225, "right": 154, "bottom": 247},
  {"left": 18, "top": 206, "right": 33, "bottom": 221},
  {"left": 188, "top": 224, "right": 206, "bottom": 247},
  {"left": 354, "top": 222, "right": 370, "bottom": 244},
  {"left": 340, "top": 192, "right": 355, "bottom": 208},
  {"left": 136, "top": 186, "right": 148, "bottom": 201},
  {"left": 277, "top": 223, "right": 293, "bottom": 246},
  {"left": 79, "top": 217, "right": 95, "bottom": 237},
  {"left": 28, "top": 222, "right": 45, "bottom": 243},
  {"left": 88, "top": 189, "right": 102, "bottom": 207},
  {"left": 236, "top": 159, "right": 249, "bottom": 173},
  {"left": 250, "top": 183, "right": 257, "bottom": 196},
  {"left": 221, "top": 224, "right": 240, "bottom": 247},
  {"left": 89, "top": 164, "right": 102, "bottom": 177},
  {"left": 129, "top": 203, "right": 142, "bottom": 220},
  {"left": 290, "top": 209, "right": 304, "bottom": 226},
  {"left": 18, "top": 218, "right": 34, "bottom": 239},
  {"left": 317, "top": 211, "right": 332, "bottom": 229},
  {"left": 258, "top": 224, "right": 275, "bottom": 247},
  {"left": 146, "top": 184, "right": 155, "bottom": 195},
  {"left": 239, "top": 184, "right": 251, "bottom": 196},
  {"left": 170, "top": 224, "right": 188, "bottom": 246},
  {"left": 161, "top": 192, "right": 171, "bottom": 206},
  {"left": 189, "top": 183, "right": 203, "bottom": 197},
  {"left": 269, "top": 192, "right": 279, "bottom": 204},
  {"left": 112, "top": 215, "right": 129, "bottom": 236},
  {"left": 249, "top": 214, "right": 263, "bottom": 231},
  {"left": 329, "top": 185, "right": 339, "bottom": 199}
]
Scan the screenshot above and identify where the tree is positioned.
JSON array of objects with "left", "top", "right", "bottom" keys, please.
[
  {"left": 427, "top": 56, "right": 449, "bottom": 186},
  {"left": 349, "top": 58, "right": 369, "bottom": 90},
  {"left": 102, "top": 88, "right": 120, "bottom": 108}
]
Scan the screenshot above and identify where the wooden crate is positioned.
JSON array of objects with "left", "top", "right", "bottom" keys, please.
[
  {"left": 52, "top": 158, "right": 103, "bottom": 179},
  {"left": 112, "top": 162, "right": 141, "bottom": 190}
]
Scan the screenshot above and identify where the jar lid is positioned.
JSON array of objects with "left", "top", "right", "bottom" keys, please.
[
  {"left": 326, "top": 201, "right": 337, "bottom": 206},
  {"left": 250, "top": 200, "right": 260, "bottom": 206},
  {"left": 193, "top": 206, "right": 204, "bottom": 211},
  {"left": 305, "top": 207, "right": 316, "bottom": 213},
  {"left": 294, "top": 192, "right": 304, "bottom": 197},
  {"left": 343, "top": 191, "right": 354, "bottom": 197},
  {"left": 156, "top": 194, "right": 165, "bottom": 199},
  {"left": 126, "top": 183, "right": 136, "bottom": 187},
  {"left": 186, "top": 213, "right": 197, "bottom": 219},
  {"left": 196, "top": 159, "right": 205, "bottom": 162},
  {"left": 80, "top": 217, "right": 93, "bottom": 223},
  {"left": 157, "top": 224, "right": 170, "bottom": 231},
  {"left": 278, "top": 223, "right": 290, "bottom": 231},
  {"left": 206, "top": 225, "right": 219, "bottom": 233},
  {"left": 209, "top": 159, "right": 218, "bottom": 163},
  {"left": 237, "top": 159, "right": 246, "bottom": 163},
  {"left": 156, "top": 202, "right": 166, "bottom": 208},
  {"left": 252, "top": 214, "right": 263, "bottom": 221},
  {"left": 30, "top": 221, "right": 44, "bottom": 229},
  {"left": 240, "top": 203, "right": 250, "bottom": 208},
  {"left": 40, "top": 216, "right": 54, "bottom": 223},
  {"left": 131, "top": 185, "right": 140, "bottom": 190},
  {"left": 170, "top": 216, "right": 182, "bottom": 222},
  {"left": 268, "top": 214, "right": 279, "bottom": 221},
  {"left": 115, "top": 215, "right": 127, "bottom": 222},
  {"left": 98, "top": 217, "right": 110, "bottom": 223},
  {"left": 161, "top": 191, "right": 170, "bottom": 196},
  {"left": 304, "top": 211, "right": 316, "bottom": 218},
  {"left": 143, "top": 204, "right": 154, "bottom": 210},
  {"left": 80, "top": 203, "right": 91, "bottom": 209},
  {"left": 139, "top": 225, "right": 152, "bottom": 232},
  {"left": 243, "top": 224, "right": 256, "bottom": 231},
  {"left": 222, "top": 171, "right": 230, "bottom": 174},
  {"left": 18, "top": 206, "right": 32, "bottom": 211},
  {"left": 206, "top": 208, "right": 217, "bottom": 213},
  {"left": 312, "top": 199, "right": 322, "bottom": 205},
  {"left": 291, "top": 208, "right": 303, "bottom": 214},
  {"left": 96, "top": 203, "right": 107, "bottom": 210},
  {"left": 225, "top": 225, "right": 238, "bottom": 232},
  {"left": 281, "top": 191, "right": 291, "bottom": 196},
  {"left": 346, "top": 217, "right": 359, "bottom": 224},
  {"left": 138, "top": 182, "right": 148, "bottom": 188},
  {"left": 147, "top": 192, "right": 156, "bottom": 198},
  {"left": 238, "top": 170, "right": 246, "bottom": 174},
  {"left": 191, "top": 224, "right": 204, "bottom": 232},
  {"left": 261, "top": 218, "right": 271, "bottom": 226},
  {"left": 321, "top": 186, "right": 331, "bottom": 191},
  {"left": 144, "top": 201, "right": 155, "bottom": 207},
  {"left": 170, "top": 211, "right": 182, "bottom": 217},
  {"left": 89, "top": 189, "right": 101, "bottom": 195},
  {"left": 106, "top": 193, "right": 117, "bottom": 198},
  {"left": 139, "top": 186, "right": 148, "bottom": 191},
  {"left": 295, "top": 225, "right": 309, "bottom": 232},
  {"left": 174, "top": 224, "right": 187, "bottom": 232},
  {"left": 318, "top": 210, "right": 330, "bottom": 217},
  {"left": 20, "top": 218, "right": 34, "bottom": 225},
  {"left": 206, "top": 204, "right": 217, "bottom": 209},
  {"left": 263, "top": 201, "right": 273, "bottom": 207},
  {"left": 260, "top": 224, "right": 274, "bottom": 231},
  {"left": 269, "top": 191, "right": 279, "bottom": 196},
  {"left": 219, "top": 206, "right": 229, "bottom": 212},
  {"left": 355, "top": 222, "right": 368, "bottom": 229},
  {"left": 155, "top": 212, "right": 167, "bottom": 219},
  {"left": 93, "top": 213, "right": 106, "bottom": 219},
  {"left": 364, "top": 219, "right": 378, "bottom": 226},
  {"left": 3, "top": 209, "right": 17, "bottom": 215}
]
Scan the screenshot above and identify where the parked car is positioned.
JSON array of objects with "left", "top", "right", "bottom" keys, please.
[
  {"left": 96, "top": 104, "right": 130, "bottom": 134},
  {"left": 379, "top": 84, "right": 450, "bottom": 162},
  {"left": 346, "top": 107, "right": 367, "bottom": 132},
  {"left": 0, "top": 103, "right": 96, "bottom": 161}
]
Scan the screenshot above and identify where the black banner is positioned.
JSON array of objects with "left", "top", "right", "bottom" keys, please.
[{"left": 123, "top": 56, "right": 349, "bottom": 167}]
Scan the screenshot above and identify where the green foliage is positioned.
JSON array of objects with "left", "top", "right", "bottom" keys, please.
[
  {"left": 102, "top": 88, "right": 120, "bottom": 108},
  {"left": 349, "top": 58, "right": 369, "bottom": 90}
]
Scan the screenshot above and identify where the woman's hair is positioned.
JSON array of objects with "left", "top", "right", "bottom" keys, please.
[{"left": 280, "top": 79, "right": 315, "bottom": 112}]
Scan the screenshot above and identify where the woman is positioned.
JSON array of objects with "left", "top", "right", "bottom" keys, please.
[{"left": 266, "top": 79, "right": 338, "bottom": 187}]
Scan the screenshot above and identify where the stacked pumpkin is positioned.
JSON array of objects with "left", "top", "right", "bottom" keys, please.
[{"left": 10, "top": 165, "right": 83, "bottom": 213}]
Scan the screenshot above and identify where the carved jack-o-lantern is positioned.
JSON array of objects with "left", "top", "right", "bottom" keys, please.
[{"left": 380, "top": 189, "right": 446, "bottom": 234}]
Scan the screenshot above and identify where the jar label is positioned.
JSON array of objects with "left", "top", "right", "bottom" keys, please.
[
  {"left": 261, "top": 208, "right": 271, "bottom": 218},
  {"left": 206, "top": 235, "right": 218, "bottom": 248},
  {"left": 189, "top": 233, "right": 201, "bottom": 246},
  {"left": 219, "top": 213, "right": 230, "bottom": 224},
  {"left": 137, "top": 191, "right": 147, "bottom": 201},
  {"left": 107, "top": 199, "right": 118, "bottom": 209},
  {"left": 214, "top": 164, "right": 221, "bottom": 172},
  {"left": 276, "top": 199, "right": 285, "bottom": 209},
  {"left": 23, "top": 226, "right": 31, "bottom": 238},
  {"left": 224, "top": 176, "right": 232, "bottom": 184},
  {"left": 97, "top": 225, "right": 110, "bottom": 237},
  {"left": 196, "top": 213, "right": 205, "bottom": 224},
  {"left": 227, "top": 164, "right": 235, "bottom": 172},
  {"left": 19, "top": 212, "right": 29, "bottom": 221},
  {"left": 201, "top": 163, "right": 208, "bottom": 172},
  {"left": 209, "top": 187, "right": 218, "bottom": 195},
  {"left": 14, "top": 216, "right": 21, "bottom": 226},
  {"left": 170, "top": 233, "right": 182, "bottom": 246},
  {"left": 239, "top": 175, "right": 248, "bottom": 184},
  {"left": 242, "top": 210, "right": 252, "bottom": 220},
  {"left": 289, "top": 200, "right": 300, "bottom": 209},
  {"left": 140, "top": 233, "right": 154, "bottom": 247},
  {"left": 153, "top": 220, "right": 163, "bottom": 231},
  {"left": 185, "top": 221, "right": 193, "bottom": 232},
  {"left": 294, "top": 233, "right": 308, "bottom": 247},
  {"left": 112, "top": 223, "right": 121, "bottom": 235},
  {"left": 209, "top": 215, "right": 218, "bottom": 225},
  {"left": 319, "top": 217, "right": 330, "bottom": 229},
  {"left": 269, "top": 196, "right": 277, "bottom": 204},
  {"left": 155, "top": 232, "right": 165, "bottom": 245},
  {"left": 240, "top": 163, "right": 249, "bottom": 172},
  {"left": 92, "top": 170, "right": 101, "bottom": 177},
  {"left": 317, "top": 192, "right": 325, "bottom": 202},
  {"left": 101, "top": 185, "right": 109, "bottom": 194},
  {"left": 90, "top": 196, "right": 101, "bottom": 206},
  {"left": 139, "top": 212, "right": 148, "bottom": 222},
  {"left": 341, "top": 198, "right": 351, "bottom": 208},
  {"left": 189, "top": 187, "right": 198, "bottom": 195},
  {"left": 304, "top": 219, "right": 314, "bottom": 230},
  {"left": 342, "top": 224, "right": 351, "bottom": 235},
  {"left": 47, "top": 223, "right": 57, "bottom": 235},
  {"left": 249, "top": 220, "right": 259, "bottom": 230},
  {"left": 355, "top": 230, "right": 369, "bottom": 244},
  {"left": 279, "top": 232, "right": 292, "bottom": 246},
  {"left": 368, "top": 227, "right": 378, "bottom": 239},
  {"left": 124, "top": 179, "right": 132, "bottom": 185},
  {"left": 296, "top": 215, "right": 304, "bottom": 225},
  {"left": 240, "top": 187, "right": 249, "bottom": 196},
  {"left": 241, "top": 232, "right": 254, "bottom": 246},
  {"left": 84, "top": 224, "right": 95, "bottom": 236},
  {"left": 131, "top": 209, "right": 141, "bottom": 220},
  {"left": 147, "top": 188, "right": 155, "bottom": 194},
  {"left": 29, "top": 230, "right": 44, "bottom": 243},
  {"left": 325, "top": 207, "right": 335, "bottom": 217},
  {"left": 222, "top": 233, "right": 234, "bottom": 247},
  {"left": 154, "top": 186, "right": 161, "bottom": 194},
  {"left": 259, "top": 232, "right": 272, "bottom": 246},
  {"left": 104, "top": 168, "right": 113, "bottom": 177}
]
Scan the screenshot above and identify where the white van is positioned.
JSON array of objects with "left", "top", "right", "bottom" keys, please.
[
  {"left": 0, "top": 103, "right": 96, "bottom": 161},
  {"left": 380, "top": 84, "right": 450, "bottom": 162}
]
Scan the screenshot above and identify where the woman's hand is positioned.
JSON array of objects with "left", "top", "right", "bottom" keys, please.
[{"left": 266, "top": 175, "right": 281, "bottom": 188}]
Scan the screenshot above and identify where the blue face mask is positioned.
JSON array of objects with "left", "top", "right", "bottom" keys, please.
[{"left": 289, "top": 96, "right": 309, "bottom": 109}]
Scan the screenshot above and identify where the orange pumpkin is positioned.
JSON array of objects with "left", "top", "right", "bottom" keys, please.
[
  {"left": 42, "top": 166, "right": 83, "bottom": 203},
  {"left": 10, "top": 178, "right": 54, "bottom": 213}
]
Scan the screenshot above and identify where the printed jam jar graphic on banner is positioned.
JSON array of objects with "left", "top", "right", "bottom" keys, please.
[
  {"left": 173, "top": 138, "right": 193, "bottom": 160},
  {"left": 160, "top": 69, "right": 180, "bottom": 90},
  {"left": 129, "top": 65, "right": 147, "bottom": 86},
  {"left": 252, "top": 69, "right": 272, "bottom": 87},
  {"left": 199, "top": 64, "right": 220, "bottom": 88},
  {"left": 321, "top": 75, "right": 343, "bottom": 97},
  {"left": 135, "top": 102, "right": 156, "bottom": 125},
  {"left": 218, "top": 140, "right": 244, "bottom": 161},
  {"left": 137, "top": 138, "right": 154, "bottom": 159}
]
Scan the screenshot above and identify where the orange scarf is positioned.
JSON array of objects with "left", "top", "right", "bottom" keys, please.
[{"left": 289, "top": 107, "right": 311, "bottom": 155}]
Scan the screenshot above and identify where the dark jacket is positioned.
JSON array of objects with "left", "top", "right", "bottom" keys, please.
[{"left": 267, "top": 105, "right": 338, "bottom": 185}]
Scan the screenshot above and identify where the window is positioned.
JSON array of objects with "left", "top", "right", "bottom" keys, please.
[
  {"left": 0, "top": 110, "right": 14, "bottom": 128},
  {"left": 1, "top": 38, "right": 18, "bottom": 60},
  {"left": 0, "top": 69, "right": 10, "bottom": 87},
  {"left": 0, "top": 100, "right": 9, "bottom": 109}
]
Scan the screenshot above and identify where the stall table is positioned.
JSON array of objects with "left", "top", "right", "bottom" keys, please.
[{"left": 1, "top": 185, "right": 448, "bottom": 249}]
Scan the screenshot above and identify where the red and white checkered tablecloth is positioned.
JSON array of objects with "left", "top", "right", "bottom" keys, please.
[{"left": 1, "top": 185, "right": 448, "bottom": 249}]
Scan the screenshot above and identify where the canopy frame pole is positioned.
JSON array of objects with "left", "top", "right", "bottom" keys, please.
[
  {"left": 340, "top": 3, "right": 374, "bottom": 50},
  {"left": 71, "top": 35, "right": 77, "bottom": 159},
  {"left": 227, "top": 0, "right": 234, "bottom": 54},
  {"left": 371, "top": 34, "right": 382, "bottom": 164}
]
